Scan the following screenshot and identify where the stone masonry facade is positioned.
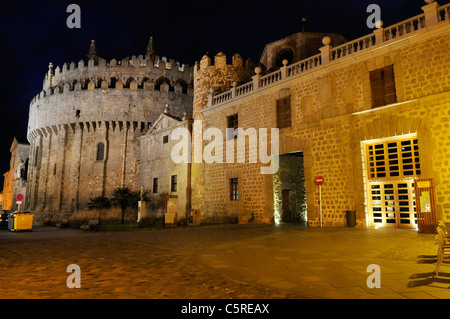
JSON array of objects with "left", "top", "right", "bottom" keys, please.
[
  {"left": 6, "top": 1, "right": 450, "bottom": 228},
  {"left": 24, "top": 39, "right": 193, "bottom": 223},
  {"left": 193, "top": 1, "right": 450, "bottom": 228}
]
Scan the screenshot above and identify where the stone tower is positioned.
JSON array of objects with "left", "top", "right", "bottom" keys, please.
[
  {"left": 191, "top": 52, "right": 254, "bottom": 218},
  {"left": 26, "top": 38, "right": 193, "bottom": 223}
]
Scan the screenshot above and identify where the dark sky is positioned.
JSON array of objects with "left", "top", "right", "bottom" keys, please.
[{"left": 0, "top": 0, "right": 444, "bottom": 187}]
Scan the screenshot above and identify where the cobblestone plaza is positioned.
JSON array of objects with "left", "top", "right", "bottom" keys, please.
[{"left": 1, "top": 224, "right": 448, "bottom": 299}]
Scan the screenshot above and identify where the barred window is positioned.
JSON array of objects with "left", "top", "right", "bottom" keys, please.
[
  {"left": 230, "top": 178, "right": 239, "bottom": 201},
  {"left": 171, "top": 175, "right": 178, "bottom": 192},
  {"left": 365, "top": 138, "right": 420, "bottom": 180}
]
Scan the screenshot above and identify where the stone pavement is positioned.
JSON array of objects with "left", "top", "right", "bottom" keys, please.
[{"left": 0, "top": 223, "right": 448, "bottom": 299}]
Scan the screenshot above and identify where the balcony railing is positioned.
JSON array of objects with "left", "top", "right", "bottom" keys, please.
[{"left": 207, "top": 1, "right": 449, "bottom": 108}]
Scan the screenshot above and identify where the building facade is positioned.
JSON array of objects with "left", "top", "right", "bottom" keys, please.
[
  {"left": 24, "top": 38, "right": 193, "bottom": 222},
  {"left": 7, "top": 1, "right": 449, "bottom": 229},
  {"left": 192, "top": 1, "right": 450, "bottom": 228},
  {"left": 138, "top": 105, "right": 192, "bottom": 223},
  {"left": 2, "top": 137, "right": 30, "bottom": 212}
]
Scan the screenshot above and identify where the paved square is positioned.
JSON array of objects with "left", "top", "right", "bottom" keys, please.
[{"left": 0, "top": 224, "right": 448, "bottom": 299}]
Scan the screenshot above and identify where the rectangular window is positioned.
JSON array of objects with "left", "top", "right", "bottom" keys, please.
[
  {"left": 227, "top": 114, "right": 238, "bottom": 139},
  {"left": 230, "top": 178, "right": 239, "bottom": 201},
  {"left": 34, "top": 146, "right": 39, "bottom": 168},
  {"left": 277, "top": 96, "right": 291, "bottom": 129},
  {"left": 163, "top": 135, "right": 169, "bottom": 144},
  {"left": 171, "top": 175, "right": 178, "bottom": 192},
  {"left": 370, "top": 65, "right": 397, "bottom": 108},
  {"left": 153, "top": 178, "right": 158, "bottom": 193},
  {"left": 365, "top": 138, "right": 420, "bottom": 180}
]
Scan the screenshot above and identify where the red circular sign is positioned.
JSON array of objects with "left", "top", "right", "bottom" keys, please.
[
  {"left": 16, "top": 193, "right": 24, "bottom": 201},
  {"left": 315, "top": 176, "right": 324, "bottom": 186}
]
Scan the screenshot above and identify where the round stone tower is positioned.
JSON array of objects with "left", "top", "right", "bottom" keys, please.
[
  {"left": 191, "top": 52, "right": 254, "bottom": 217},
  {"left": 25, "top": 38, "right": 193, "bottom": 222}
]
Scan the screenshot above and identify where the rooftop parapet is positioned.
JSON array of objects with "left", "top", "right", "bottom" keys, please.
[
  {"left": 194, "top": 52, "right": 255, "bottom": 73},
  {"left": 42, "top": 38, "right": 192, "bottom": 91},
  {"left": 207, "top": 0, "right": 450, "bottom": 107}
]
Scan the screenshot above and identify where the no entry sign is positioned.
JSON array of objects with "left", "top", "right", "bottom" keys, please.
[
  {"left": 315, "top": 176, "right": 324, "bottom": 186},
  {"left": 16, "top": 193, "right": 24, "bottom": 201}
]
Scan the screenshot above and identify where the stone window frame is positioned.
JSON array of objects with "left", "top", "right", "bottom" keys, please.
[
  {"left": 370, "top": 64, "right": 397, "bottom": 108},
  {"left": 171, "top": 175, "right": 178, "bottom": 193},
  {"left": 226, "top": 113, "right": 239, "bottom": 140},
  {"left": 226, "top": 169, "right": 242, "bottom": 205},
  {"left": 153, "top": 177, "right": 159, "bottom": 194},
  {"left": 34, "top": 146, "right": 40, "bottom": 168},
  {"left": 96, "top": 142, "right": 105, "bottom": 161},
  {"left": 230, "top": 177, "right": 239, "bottom": 201},
  {"left": 271, "top": 88, "right": 293, "bottom": 132}
]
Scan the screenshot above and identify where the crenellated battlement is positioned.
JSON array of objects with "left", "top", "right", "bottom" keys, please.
[
  {"left": 42, "top": 54, "right": 192, "bottom": 92},
  {"left": 194, "top": 52, "right": 255, "bottom": 75},
  {"left": 28, "top": 38, "right": 194, "bottom": 144}
]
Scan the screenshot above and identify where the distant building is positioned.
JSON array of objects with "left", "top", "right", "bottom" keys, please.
[{"left": 2, "top": 137, "right": 30, "bottom": 211}]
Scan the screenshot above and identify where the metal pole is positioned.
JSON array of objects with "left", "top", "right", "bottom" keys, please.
[{"left": 319, "top": 185, "right": 322, "bottom": 227}]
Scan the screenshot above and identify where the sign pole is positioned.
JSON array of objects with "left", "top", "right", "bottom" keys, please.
[
  {"left": 315, "top": 176, "right": 324, "bottom": 228},
  {"left": 319, "top": 185, "right": 322, "bottom": 228},
  {"left": 16, "top": 193, "right": 24, "bottom": 212}
]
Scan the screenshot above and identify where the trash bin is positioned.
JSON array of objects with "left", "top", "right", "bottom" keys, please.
[
  {"left": 9, "top": 211, "right": 34, "bottom": 232},
  {"left": 7, "top": 213, "right": 15, "bottom": 231},
  {"left": 346, "top": 210, "right": 356, "bottom": 227}
]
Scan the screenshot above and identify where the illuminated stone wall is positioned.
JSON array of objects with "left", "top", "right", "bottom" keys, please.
[
  {"left": 25, "top": 51, "right": 193, "bottom": 223},
  {"left": 191, "top": 53, "right": 254, "bottom": 221},
  {"left": 198, "top": 21, "right": 450, "bottom": 227},
  {"left": 138, "top": 110, "right": 191, "bottom": 222}
]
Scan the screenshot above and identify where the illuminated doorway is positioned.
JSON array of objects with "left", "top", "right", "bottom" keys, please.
[
  {"left": 363, "top": 135, "right": 420, "bottom": 229},
  {"left": 273, "top": 152, "right": 307, "bottom": 224}
]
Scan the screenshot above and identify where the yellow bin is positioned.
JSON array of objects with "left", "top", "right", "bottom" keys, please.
[{"left": 13, "top": 212, "right": 34, "bottom": 231}]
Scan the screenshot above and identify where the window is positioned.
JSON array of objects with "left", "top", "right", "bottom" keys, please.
[
  {"left": 370, "top": 65, "right": 396, "bottom": 108},
  {"left": 227, "top": 114, "right": 238, "bottom": 139},
  {"left": 153, "top": 178, "right": 158, "bottom": 193},
  {"left": 96, "top": 143, "right": 105, "bottom": 161},
  {"left": 230, "top": 178, "right": 239, "bottom": 201},
  {"left": 163, "top": 135, "right": 169, "bottom": 144},
  {"left": 275, "top": 48, "right": 294, "bottom": 68},
  {"left": 171, "top": 175, "right": 178, "bottom": 192},
  {"left": 277, "top": 96, "right": 291, "bottom": 129},
  {"left": 365, "top": 138, "right": 420, "bottom": 180},
  {"left": 34, "top": 146, "right": 39, "bottom": 168}
]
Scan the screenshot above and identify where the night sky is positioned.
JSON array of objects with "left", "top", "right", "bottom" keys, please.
[{"left": 0, "top": 0, "right": 443, "bottom": 187}]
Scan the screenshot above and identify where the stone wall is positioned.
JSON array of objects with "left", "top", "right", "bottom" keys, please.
[
  {"left": 25, "top": 52, "right": 193, "bottom": 223},
  {"left": 139, "top": 111, "right": 191, "bottom": 222},
  {"left": 191, "top": 53, "right": 254, "bottom": 218},
  {"left": 198, "top": 24, "right": 450, "bottom": 227}
]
